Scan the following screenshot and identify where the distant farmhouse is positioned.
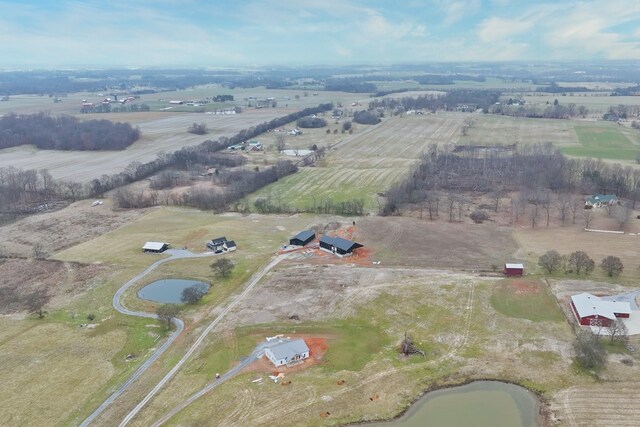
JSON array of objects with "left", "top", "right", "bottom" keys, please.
[
  {"left": 265, "top": 338, "right": 310, "bottom": 367},
  {"left": 319, "top": 235, "right": 362, "bottom": 257},
  {"left": 570, "top": 292, "right": 631, "bottom": 327},
  {"left": 585, "top": 194, "right": 618, "bottom": 208},
  {"left": 503, "top": 263, "right": 524, "bottom": 277},
  {"left": 142, "top": 241, "right": 169, "bottom": 253},
  {"left": 207, "top": 237, "right": 236, "bottom": 254},
  {"left": 289, "top": 230, "right": 316, "bottom": 247}
]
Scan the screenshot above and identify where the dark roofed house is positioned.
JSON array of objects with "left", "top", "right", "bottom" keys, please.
[
  {"left": 223, "top": 240, "right": 237, "bottom": 252},
  {"left": 289, "top": 230, "right": 316, "bottom": 246},
  {"left": 207, "top": 237, "right": 227, "bottom": 252},
  {"left": 319, "top": 235, "right": 363, "bottom": 257}
]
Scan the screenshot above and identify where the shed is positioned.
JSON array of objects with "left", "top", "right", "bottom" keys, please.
[
  {"left": 289, "top": 230, "right": 316, "bottom": 246},
  {"left": 264, "top": 338, "right": 310, "bottom": 367},
  {"left": 319, "top": 235, "right": 363, "bottom": 257},
  {"left": 142, "top": 241, "right": 169, "bottom": 253},
  {"left": 570, "top": 292, "right": 631, "bottom": 327},
  {"left": 503, "top": 263, "right": 524, "bottom": 276}
]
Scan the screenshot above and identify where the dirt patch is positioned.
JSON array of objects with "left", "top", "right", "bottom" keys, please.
[
  {"left": 357, "top": 216, "right": 518, "bottom": 269},
  {"left": 506, "top": 279, "right": 542, "bottom": 296},
  {"left": 0, "top": 258, "right": 109, "bottom": 313},
  {"left": 0, "top": 199, "right": 147, "bottom": 257}
]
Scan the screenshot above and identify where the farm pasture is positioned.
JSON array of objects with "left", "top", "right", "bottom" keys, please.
[
  {"left": 561, "top": 123, "right": 640, "bottom": 161},
  {"left": 130, "top": 262, "right": 576, "bottom": 427},
  {"left": 459, "top": 114, "right": 578, "bottom": 147},
  {"left": 514, "top": 225, "right": 640, "bottom": 280},
  {"left": 249, "top": 114, "right": 465, "bottom": 210}
]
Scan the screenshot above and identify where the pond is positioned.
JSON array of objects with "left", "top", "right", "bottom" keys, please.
[
  {"left": 137, "top": 279, "right": 209, "bottom": 304},
  {"left": 368, "top": 381, "right": 540, "bottom": 427}
]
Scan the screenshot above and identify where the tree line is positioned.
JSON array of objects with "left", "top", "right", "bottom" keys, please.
[
  {"left": 370, "top": 91, "right": 501, "bottom": 113},
  {"left": 538, "top": 250, "right": 624, "bottom": 277},
  {"left": 0, "top": 112, "right": 140, "bottom": 150}
]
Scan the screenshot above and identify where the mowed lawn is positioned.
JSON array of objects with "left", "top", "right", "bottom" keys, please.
[
  {"left": 490, "top": 279, "right": 564, "bottom": 322},
  {"left": 561, "top": 124, "right": 640, "bottom": 161},
  {"left": 248, "top": 114, "right": 465, "bottom": 211}
]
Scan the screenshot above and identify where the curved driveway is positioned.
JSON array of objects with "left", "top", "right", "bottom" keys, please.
[
  {"left": 118, "top": 253, "right": 288, "bottom": 427},
  {"left": 80, "top": 249, "right": 215, "bottom": 427}
]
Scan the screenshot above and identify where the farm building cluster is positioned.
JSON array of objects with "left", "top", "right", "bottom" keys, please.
[
  {"left": 207, "top": 237, "right": 236, "bottom": 254},
  {"left": 288, "top": 230, "right": 363, "bottom": 258}
]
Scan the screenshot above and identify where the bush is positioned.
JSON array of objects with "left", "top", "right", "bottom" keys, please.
[
  {"left": 188, "top": 122, "right": 207, "bottom": 135},
  {"left": 342, "top": 121, "right": 352, "bottom": 131},
  {"left": 469, "top": 210, "right": 489, "bottom": 223},
  {"left": 297, "top": 117, "right": 327, "bottom": 128},
  {"left": 353, "top": 110, "right": 380, "bottom": 125},
  {"left": 181, "top": 285, "right": 208, "bottom": 304}
]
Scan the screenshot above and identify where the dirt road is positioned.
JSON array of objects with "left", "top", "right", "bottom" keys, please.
[
  {"left": 80, "top": 249, "right": 215, "bottom": 427},
  {"left": 117, "top": 253, "right": 289, "bottom": 427}
]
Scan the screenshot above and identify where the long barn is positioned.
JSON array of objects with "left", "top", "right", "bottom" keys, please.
[
  {"left": 570, "top": 292, "right": 631, "bottom": 327},
  {"left": 289, "top": 230, "right": 315, "bottom": 246},
  {"left": 319, "top": 235, "right": 362, "bottom": 257}
]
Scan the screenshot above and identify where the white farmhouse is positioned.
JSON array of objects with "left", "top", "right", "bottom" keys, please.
[{"left": 264, "top": 338, "right": 310, "bottom": 367}]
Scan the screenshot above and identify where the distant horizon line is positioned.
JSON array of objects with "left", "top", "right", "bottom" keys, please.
[{"left": 2, "top": 59, "right": 640, "bottom": 73}]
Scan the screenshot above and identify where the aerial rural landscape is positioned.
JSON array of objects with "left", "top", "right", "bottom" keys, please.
[{"left": 2, "top": 2, "right": 640, "bottom": 427}]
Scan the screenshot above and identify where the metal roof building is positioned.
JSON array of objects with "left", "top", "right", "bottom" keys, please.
[
  {"left": 319, "top": 235, "right": 363, "bottom": 257},
  {"left": 142, "top": 242, "right": 169, "bottom": 253},
  {"left": 289, "top": 230, "right": 316, "bottom": 246},
  {"left": 570, "top": 292, "right": 631, "bottom": 327},
  {"left": 264, "top": 338, "right": 310, "bottom": 367}
]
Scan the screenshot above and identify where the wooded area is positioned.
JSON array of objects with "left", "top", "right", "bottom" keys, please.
[{"left": 0, "top": 113, "right": 140, "bottom": 150}]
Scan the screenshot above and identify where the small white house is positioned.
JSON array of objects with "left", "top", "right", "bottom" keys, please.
[{"left": 264, "top": 338, "right": 309, "bottom": 367}]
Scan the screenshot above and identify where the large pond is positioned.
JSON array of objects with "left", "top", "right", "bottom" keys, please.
[
  {"left": 368, "top": 381, "right": 540, "bottom": 427},
  {"left": 137, "top": 279, "right": 209, "bottom": 304}
]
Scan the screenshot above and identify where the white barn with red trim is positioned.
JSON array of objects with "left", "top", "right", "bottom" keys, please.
[{"left": 570, "top": 292, "right": 631, "bottom": 327}]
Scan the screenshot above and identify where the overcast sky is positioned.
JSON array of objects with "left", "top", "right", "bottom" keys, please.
[{"left": 1, "top": 0, "right": 640, "bottom": 68}]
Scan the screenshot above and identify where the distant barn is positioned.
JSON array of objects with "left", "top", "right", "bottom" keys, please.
[
  {"left": 142, "top": 241, "right": 169, "bottom": 253},
  {"left": 503, "top": 263, "right": 524, "bottom": 276},
  {"left": 289, "top": 230, "right": 316, "bottom": 246},
  {"left": 319, "top": 236, "right": 362, "bottom": 257}
]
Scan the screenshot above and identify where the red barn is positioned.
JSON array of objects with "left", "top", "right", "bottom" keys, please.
[
  {"left": 503, "top": 263, "right": 524, "bottom": 276},
  {"left": 570, "top": 292, "right": 631, "bottom": 327}
]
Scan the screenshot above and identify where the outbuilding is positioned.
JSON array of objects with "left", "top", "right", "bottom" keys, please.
[
  {"left": 319, "top": 235, "right": 363, "bottom": 257},
  {"left": 289, "top": 230, "right": 316, "bottom": 246},
  {"left": 264, "top": 338, "right": 310, "bottom": 367},
  {"left": 142, "top": 241, "right": 169, "bottom": 253},
  {"left": 223, "top": 240, "right": 237, "bottom": 252},
  {"left": 503, "top": 263, "right": 524, "bottom": 276},
  {"left": 570, "top": 292, "right": 631, "bottom": 327}
]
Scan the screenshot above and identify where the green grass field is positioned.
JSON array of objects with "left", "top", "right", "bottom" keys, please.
[
  {"left": 248, "top": 114, "right": 465, "bottom": 211},
  {"left": 490, "top": 279, "right": 564, "bottom": 322},
  {"left": 561, "top": 124, "right": 639, "bottom": 161}
]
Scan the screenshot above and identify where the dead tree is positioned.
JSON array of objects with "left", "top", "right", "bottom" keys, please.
[{"left": 400, "top": 332, "right": 425, "bottom": 357}]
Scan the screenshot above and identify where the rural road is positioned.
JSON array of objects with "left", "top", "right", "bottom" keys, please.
[
  {"left": 150, "top": 340, "right": 273, "bottom": 427},
  {"left": 80, "top": 249, "right": 216, "bottom": 427},
  {"left": 117, "top": 253, "right": 289, "bottom": 427}
]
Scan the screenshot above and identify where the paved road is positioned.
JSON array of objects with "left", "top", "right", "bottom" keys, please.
[
  {"left": 602, "top": 289, "right": 640, "bottom": 310},
  {"left": 118, "top": 253, "right": 289, "bottom": 427},
  {"left": 80, "top": 249, "right": 215, "bottom": 427}
]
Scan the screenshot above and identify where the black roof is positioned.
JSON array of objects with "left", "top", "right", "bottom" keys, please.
[
  {"left": 225, "top": 240, "right": 236, "bottom": 247},
  {"left": 292, "top": 230, "right": 315, "bottom": 241},
  {"left": 320, "top": 235, "right": 362, "bottom": 252},
  {"left": 211, "top": 237, "right": 227, "bottom": 244}
]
